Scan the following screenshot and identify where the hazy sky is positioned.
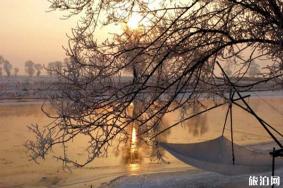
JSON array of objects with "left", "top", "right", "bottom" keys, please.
[
  {"left": 0, "top": 1, "right": 270, "bottom": 76},
  {"left": 0, "top": 0, "right": 76, "bottom": 73}
]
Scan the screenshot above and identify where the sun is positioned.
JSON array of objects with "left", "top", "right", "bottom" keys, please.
[{"left": 127, "top": 13, "right": 142, "bottom": 30}]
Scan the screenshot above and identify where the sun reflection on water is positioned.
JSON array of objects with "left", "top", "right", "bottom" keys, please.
[
  {"left": 127, "top": 126, "right": 142, "bottom": 174},
  {"left": 131, "top": 127, "right": 137, "bottom": 149},
  {"left": 128, "top": 162, "right": 141, "bottom": 175},
  {"left": 130, "top": 127, "right": 139, "bottom": 162}
]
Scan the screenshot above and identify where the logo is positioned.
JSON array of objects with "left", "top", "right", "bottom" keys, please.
[{"left": 249, "top": 176, "right": 280, "bottom": 186}]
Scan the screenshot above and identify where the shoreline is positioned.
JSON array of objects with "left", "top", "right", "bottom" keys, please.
[{"left": 0, "top": 89, "right": 282, "bottom": 105}]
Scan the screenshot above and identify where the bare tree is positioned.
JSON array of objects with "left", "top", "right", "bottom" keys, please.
[
  {"left": 14, "top": 67, "right": 19, "bottom": 77},
  {"left": 223, "top": 62, "right": 233, "bottom": 77},
  {"left": 0, "top": 56, "right": 3, "bottom": 77},
  {"left": 25, "top": 60, "right": 35, "bottom": 77},
  {"left": 34, "top": 64, "right": 43, "bottom": 77},
  {"left": 3, "top": 60, "right": 12, "bottom": 77},
  {"left": 46, "top": 61, "right": 63, "bottom": 76},
  {"left": 27, "top": 0, "right": 283, "bottom": 167},
  {"left": 248, "top": 61, "right": 260, "bottom": 78}
]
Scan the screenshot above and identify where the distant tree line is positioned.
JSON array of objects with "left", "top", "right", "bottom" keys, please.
[
  {"left": 1, "top": 54, "right": 261, "bottom": 78},
  {"left": 0, "top": 56, "right": 13, "bottom": 76},
  {"left": 0, "top": 55, "right": 64, "bottom": 77}
]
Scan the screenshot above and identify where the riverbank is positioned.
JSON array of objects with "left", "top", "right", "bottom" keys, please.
[
  {"left": 99, "top": 140, "right": 283, "bottom": 188},
  {"left": 0, "top": 89, "right": 282, "bottom": 104},
  {"left": 99, "top": 169, "right": 283, "bottom": 188}
]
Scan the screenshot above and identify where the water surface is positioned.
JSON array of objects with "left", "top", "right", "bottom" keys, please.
[{"left": 0, "top": 95, "right": 283, "bottom": 187}]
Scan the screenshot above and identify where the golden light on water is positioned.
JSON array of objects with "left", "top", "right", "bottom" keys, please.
[
  {"left": 130, "top": 127, "right": 138, "bottom": 160},
  {"left": 131, "top": 127, "right": 137, "bottom": 147},
  {"left": 127, "top": 126, "right": 141, "bottom": 174},
  {"left": 128, "top": 163, "right": 141, "bottom": 175},
  {"left": 127, "top": 102, "right": 141, "bottom": 174}
]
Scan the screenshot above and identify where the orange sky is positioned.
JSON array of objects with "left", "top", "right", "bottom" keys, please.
[
  {"left": 0, "top": 1, "right": 270, "bottom": 75},
  {"left": 0, "top": 0, "right": 76, "bottom": 74}
]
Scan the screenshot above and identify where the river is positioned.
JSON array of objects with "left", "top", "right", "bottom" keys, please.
[{"left": 0, "top": 91, "right": 283, "bottom": 187}]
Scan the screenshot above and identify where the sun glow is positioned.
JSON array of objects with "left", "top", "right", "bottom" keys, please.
[{"left": 127, "top": 13, "right": 142, "bottom": 30}]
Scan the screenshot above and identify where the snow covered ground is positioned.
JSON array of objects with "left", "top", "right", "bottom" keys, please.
[
  {"left": 0, "top": 76, "right": 282, "bottom": 101},
  {"left": 99, "top": 169, "right": 283, "bottom": 188},
  {"left": 100, "top": 140, "right": 283, "bottom": 188}
]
